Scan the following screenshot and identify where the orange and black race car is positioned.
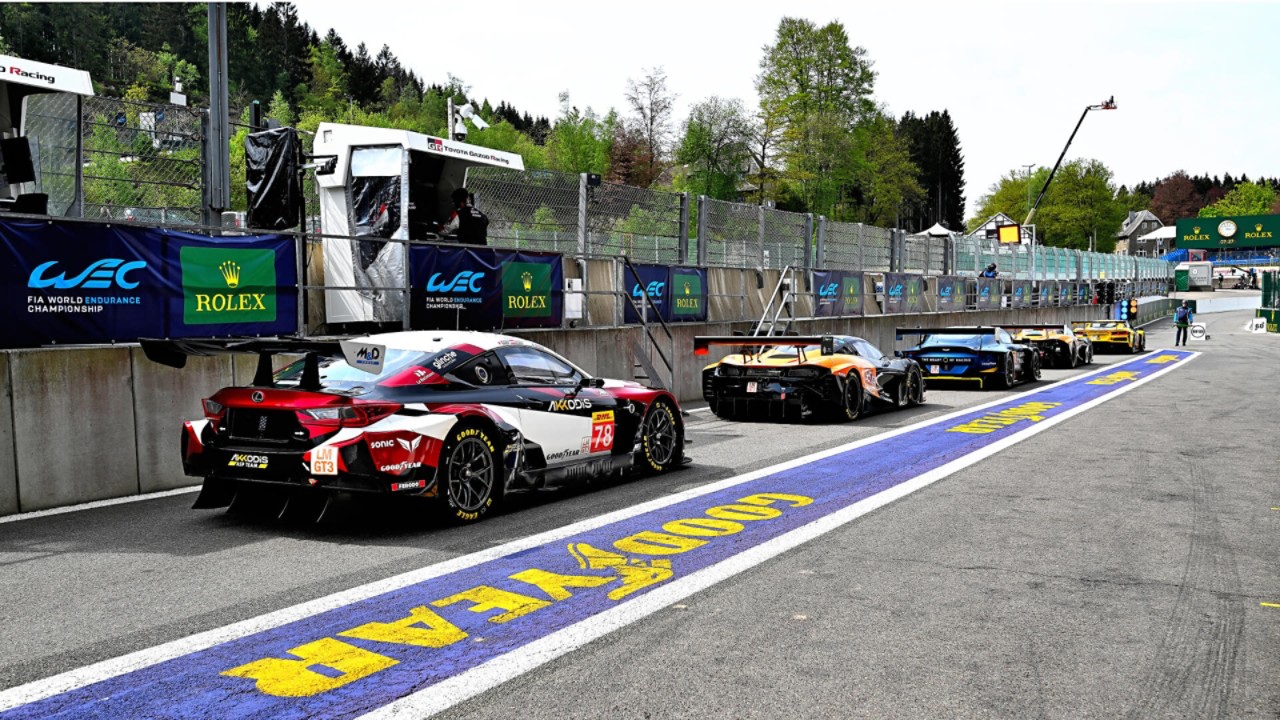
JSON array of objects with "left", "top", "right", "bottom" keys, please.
[
  {"left": 1006, "top": 324, "right": 1094, "bottom": 368},
  {"left": 1070, "top": 319, "right": 1147, "bottom": 353},
  {"left": 694, "top": 335, "right": 924, "bottom": 422}
]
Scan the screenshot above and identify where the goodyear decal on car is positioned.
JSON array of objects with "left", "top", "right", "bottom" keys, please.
[{"left": 0, "top": 349, "right": 1198, "bottom": 720}]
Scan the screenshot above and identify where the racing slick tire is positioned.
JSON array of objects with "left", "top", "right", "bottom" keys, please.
[
  {"left": 1083, "top": 345, "right": 1094, "bottom": 365},
  {"left": 903, "top": 366, "right": 925, "bottom": 407},
  {"left": 1029, "top": 351, "right": 1042, "bottom": 382},
  {"left": 640, "top": 398, "right": 683, "bottom": 473},
  {"left": 1067, "top": 346, "right": 1079, "bottom": 369},
  {"left": 996, "top": 353, "right": 1016, "bottom": 389},
  {"left": 439, "top": 422, "right": 502, "bottom": 524},
  {"left": 709, "top": 399, "right": 737, "bottom": 421},
  {"left": 838, "top": 376, "right": 865, "bottom": 421}
]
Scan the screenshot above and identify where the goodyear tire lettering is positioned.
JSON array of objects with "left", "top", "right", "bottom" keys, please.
[{"left": 222, "top": 638, "right": 396, "bottom": 697}]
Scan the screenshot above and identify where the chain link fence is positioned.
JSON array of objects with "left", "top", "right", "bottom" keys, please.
[
  {"left": 824, "top": 220, "right": 892, "bottom": 271},
  {"left": 902, "top": 233, "right": 947, "bottom": 274},
  {"left": 23, "top": 93, "right": 204, "bottom": 223},
  {"left": 761, "top": 207, "right": 810, "bottom": 269},
  {"left": 702, "top": 197, "right": 763, "bottom": 267}
]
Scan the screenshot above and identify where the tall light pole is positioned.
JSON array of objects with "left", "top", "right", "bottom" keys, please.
[
  {"left": 1021, "top": 164, "right": 1035, "bottom": 217},
  {"left": 1023, "top": 96, "right": 1117, "bottom": 226}
]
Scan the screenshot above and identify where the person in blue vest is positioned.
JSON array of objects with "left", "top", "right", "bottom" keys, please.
[
  {"left": 980, "top": 263, "right": 998, "bottom": 278},
  {"left": 1174, "top": 300, "right": 1194, "bottom": 346}
]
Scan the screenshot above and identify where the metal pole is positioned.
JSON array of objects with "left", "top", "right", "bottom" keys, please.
[
  {"left": 206, "top": 2, "right": 231, "bottom": 216},
  {"left": 815, "top": 216, "right": 827, "bottom": 268},
  {"left": 677, "top": 192, "right": 689, "bottom": 265},
  {"left": 802, "top": 213, "right": 814, "bottom": 269},
  {"left": 1024, "top": 97, "right": 1115, "bottom": 226},
  {"left": 577, "top": 173, "right": 588, "bottom": 254},
  {"left": 74, "top": 95, "right": 84, "bottom": 218},
  {"left": 757, "top": 205, "right": 766, "bottom": 269},
  {"left": 696, "top": 196, "right": 708, "bottom": 266}
]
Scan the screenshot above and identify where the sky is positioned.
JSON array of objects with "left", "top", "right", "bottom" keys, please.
[{"left": 294, "top": 0, "right": 1280, "bottom": 220}]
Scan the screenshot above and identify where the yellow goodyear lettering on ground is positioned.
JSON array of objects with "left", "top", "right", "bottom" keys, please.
[
  {"left": 1087, "top": 370, "right": 1141, "bottom": 386},
  {"left": 222, "top": 638, "right": 397, "bottom": 697},
  {"left": 1146, "top": 354, "right": 1181, "bottom": 364},
  {"left": 222, "top": 491, "right": 814, "bottom": 696},
  {"left": 946, "top": 401, "right": 1063, "bottom": 435}
]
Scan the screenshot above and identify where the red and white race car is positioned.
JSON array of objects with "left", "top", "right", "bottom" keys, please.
[{"left": 143, "top": 332, "right": 686, "bottom": 523}]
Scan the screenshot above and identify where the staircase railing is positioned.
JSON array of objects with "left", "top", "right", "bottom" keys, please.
[{"left": 620, "top": 256, "right": 676, "bottom": 390}]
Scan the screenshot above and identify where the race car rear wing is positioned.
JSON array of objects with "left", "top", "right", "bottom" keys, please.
[
  {"left": 140, "top": 337, "right": 387, "bottom": 389},
  {"left": 894, "top": 327, "right": 1000, "bottom": 339},
  {"left": 693, "top": 335, "right": 836, "bottom": 356},
  {"left": 999, "top": 324, "right": 1068, "bottom": 330}
]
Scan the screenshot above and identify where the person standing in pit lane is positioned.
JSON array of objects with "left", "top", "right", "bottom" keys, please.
[{"left": 1174, "top": 300, "right": 1193, "bottom": 346}]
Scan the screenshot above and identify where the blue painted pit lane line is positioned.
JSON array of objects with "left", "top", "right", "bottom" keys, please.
[{"left": 0, "top": 350, "right": 1198, "bottom": 720}]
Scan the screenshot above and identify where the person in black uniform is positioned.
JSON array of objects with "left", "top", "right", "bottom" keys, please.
[{"left": 440, "top": 187, "right": 489, "bottom": 246}]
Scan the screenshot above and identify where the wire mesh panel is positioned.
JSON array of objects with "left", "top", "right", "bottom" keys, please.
[
  {"left": 465, "top": 167, "right": 581, "bottom": 253},
  {"left": 761, "top": 206, "right": 809, "bottom": 269},
  {"left": 584, "top": 179, "right": 683, "bottom": 264},
  {"left": 824, "top": 221, "right": 891, "bottom": 271},
  {"left": 703, "top": 197, "right": 763, "bottom": 268},
  {"left": 902, "top": 234, "right": 946, "bottom": 274},
  {"left": 23, "top": 94, "right": 204, "bottom": 223}
]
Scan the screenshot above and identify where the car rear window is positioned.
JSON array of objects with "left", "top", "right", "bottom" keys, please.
[{"left": 273, "top": 349, "right": 426, "bottom": 392}]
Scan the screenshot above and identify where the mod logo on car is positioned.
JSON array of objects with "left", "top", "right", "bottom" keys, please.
[{"left": 181, "top": 247, "right": 277, "bottom": 325}]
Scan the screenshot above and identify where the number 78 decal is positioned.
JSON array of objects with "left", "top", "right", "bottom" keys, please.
[{"left": 590, "top": 411, "right": 615, "bottom": 452}]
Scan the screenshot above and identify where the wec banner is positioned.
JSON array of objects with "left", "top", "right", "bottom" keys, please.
[
  {"left": 812, "top": 270, "right": 864, "bottom": 317},
  {"left": 976, "top": 278, "right": 1000, "bottom": 310},
  {"left": 410, "top": 245, "right": 563, "bottom": 330},
  {"left": 935, "top": 276, "right": 965, "bottom": 311},
  {"left": 1011, "top": 280, "right": 1031, "bottom": 309},
  {"left": 622, "top": 264, "right": 708, "bottom": 324},
  {"left": 883, "top": 273, "right": 924, "bottom": 314},
  {"left": 0, "top": 218, "right": 298, "bottom": 348}
]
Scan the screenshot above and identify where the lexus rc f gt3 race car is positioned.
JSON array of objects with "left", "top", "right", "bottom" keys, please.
[
  {"left": 897, "top": 326, "right": 1041, "bottom": 389},
  {"left": 1006, "top": 324, "right": 1094, "bottom": 368},
  {"left": 141, "top": 332, "right": 686, "bottom": 524},
  {"left": 1070, "top": 319, "right": 1147, "bottom": 353},
  {"left": 694, "top": 334, "right": 925, "bottom": 421}
]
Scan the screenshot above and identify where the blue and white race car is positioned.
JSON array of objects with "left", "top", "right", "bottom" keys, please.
[{"left": 896, "top": 326, "right": 1041, "bottom": 389}]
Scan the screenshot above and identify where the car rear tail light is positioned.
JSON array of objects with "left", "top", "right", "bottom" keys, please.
[
  {"left": 202, "top": 398, "right": 225, "bottom": 421},
  {"left": 297, "top": 402, "right": 401, "bottom": 428}
]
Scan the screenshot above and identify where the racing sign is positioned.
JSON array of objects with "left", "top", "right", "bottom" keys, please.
[
  {"left": 975, "top": 278, "right": 999, "bottom": 310},
  {"left": 883, "top": 273, "right": 924, "bottom": 314},
  {"left": 1011, "top": 280, "right": 1030, "bottom": 309},
  {"left": 0, "top": 217, "right": 298, "bottom": 348},
  {"left": 935, "top": 276, "right": 965, "bottom": 311},
  {"left": 812, "top": 270, "right": 864, "bottom": 317},
  {"left": 409, "top": 245, "right": 563, "bottom": 331}
]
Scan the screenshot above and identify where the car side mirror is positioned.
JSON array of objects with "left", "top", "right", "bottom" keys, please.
[
  {"left": 893, "top": 350, "right": 903, "bottom": 358},
  {"left": 576, "top": 377, "right": 605, "bottom": 391}
]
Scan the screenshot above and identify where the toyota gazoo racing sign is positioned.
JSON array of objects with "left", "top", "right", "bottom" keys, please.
[{"left": 0, "top": 53, "right": 94, "bottom": 95}]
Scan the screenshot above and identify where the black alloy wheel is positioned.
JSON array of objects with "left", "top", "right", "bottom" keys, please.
[
  {"left": 641, "top": 399, "right": 682, "bottom": 472},
  {"left": 442, "top": 425, "right": 500, "bottom": 523}
]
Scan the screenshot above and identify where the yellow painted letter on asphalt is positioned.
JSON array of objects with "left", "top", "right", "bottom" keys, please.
[
  {"left": 568, "top": 543, "right": 674, "bottom": 601},
  {"left": 338, "top": 605, "right": 467, "bottom": 648},
  {"left": 613, "top": 531, "right": 707, "bottom": 555},
  {"left": 705, "top": 504, "right": 784, "bottom": 521},
  {"left": 509, "top": 568, "right": 614, "bottom": 601},
  {"left": 222, "top": 638, "right": 397, "bottom": 697},
  {"left": 662, "top": 518, "right": 744, "bottom": 537},
  {"left": 1147, "top": 354, "right": 1180, "bottom": 364},
  {"left": 431, "top": 585, "right": 551, "bottom": 624},
  {"left": 736, "top": 492, "right": 814, "bottom": 508}
]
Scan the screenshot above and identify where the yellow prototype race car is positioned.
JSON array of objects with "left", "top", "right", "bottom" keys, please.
[
  {"left": 1070, "top": 319, "right": 1147, "bottom": 353},
  {"left": 1006, "top": 324, "right": 1094, "bottom": 368},
  {"left": 694, "top": 335, "right": 924, "bottom": 422}
]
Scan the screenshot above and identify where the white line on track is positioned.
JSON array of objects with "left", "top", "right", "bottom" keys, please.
[
  {"left": 0, "top": 350, "right": 1197, "bottom": 715},
  {"left": 0, "top": 486, "right": 200, "bottom": 525}
]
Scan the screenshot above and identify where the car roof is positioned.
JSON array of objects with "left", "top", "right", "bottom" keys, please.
[{"left": 357, "top": 330, "right": 535, "bottom": 354}]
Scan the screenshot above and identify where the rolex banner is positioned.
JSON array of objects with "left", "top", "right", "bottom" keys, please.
[
  {"left": 0, "top": 217, "right": 298, "bottom": 348},
  {"left": 883, "top": 273, "right": 925, "bottom": 314},
  {"left": 410, "top": 245, "right": 563, "bottom": 331},
  {"left": 621, "top": 264, "right": 708, "bottom": 324},
  {"left": 812, "top": 270, "right": 864, "bottom": 317}
]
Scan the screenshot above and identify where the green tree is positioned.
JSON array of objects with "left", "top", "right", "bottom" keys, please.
[
  {"left": 851, "top": 112, "right": 923, "bottom": 226},
  {"left": 624, "top": 66, "right": 676, "bottom": 186},
  {"left": 675, "top": 96, "right": 751, "bottom": 200},
  {"left": 545, "top": 93, "right": 614, "bottom": 175},
  {"left": 1197, "top": 181, "right": 1276, "bottom": 217},
  {"left": 898, "top": 109, "right": 966, "bottom": 231}
]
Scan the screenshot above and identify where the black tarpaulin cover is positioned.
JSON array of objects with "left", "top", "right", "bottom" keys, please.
[{"left": 245, "top": 127, "right": 301, "bottom": 230}]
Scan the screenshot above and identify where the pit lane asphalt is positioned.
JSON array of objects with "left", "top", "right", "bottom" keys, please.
[{"left": 2, "top": 311, "right": 1277, "bottom": 719}]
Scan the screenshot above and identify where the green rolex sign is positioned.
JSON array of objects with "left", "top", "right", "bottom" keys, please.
[
  {"left": 502, "top": 261, "right": 552, "bottom": 318},
  {"left": 671, "top": 271, "right": 703, "bottom": 316},
  {"left": 1175, "top": 214, "right": 1280, "bottom": 249},
  {"left": 181, "top": 247, "right": 277, "bottom": 325}
]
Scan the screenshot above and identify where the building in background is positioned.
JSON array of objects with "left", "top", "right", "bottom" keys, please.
[{"left": 1113, "top": 210, "right": 1163, "bottom": 256}]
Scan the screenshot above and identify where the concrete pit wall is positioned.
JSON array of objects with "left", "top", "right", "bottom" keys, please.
[{"left": 0, "top": 304, "right": 1106, "bottom": 517}]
